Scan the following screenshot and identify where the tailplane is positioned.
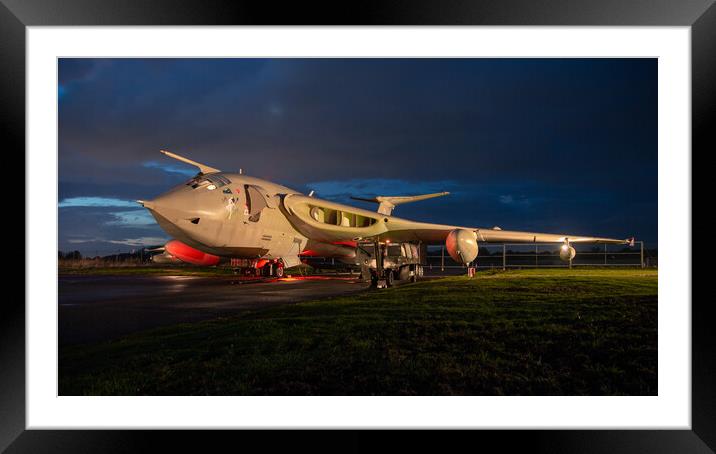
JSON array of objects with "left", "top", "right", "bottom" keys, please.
[{"left": 351, "top": 191, "right": 450, "bottom": 216}]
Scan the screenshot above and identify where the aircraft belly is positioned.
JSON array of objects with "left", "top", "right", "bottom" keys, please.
[
  {"left": 302, "top": 241, "right": 357, "bottom": 259},
  {"left": 211, "top": 246, "right": 270, "bottom": 257}
]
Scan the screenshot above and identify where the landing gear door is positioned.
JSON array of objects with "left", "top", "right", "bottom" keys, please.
[
  {"left": 245, "top": 184, "right": 281, "bottom": 223},
  {"left": 246, "top": 185, "right": 276, "bottom": 208}
]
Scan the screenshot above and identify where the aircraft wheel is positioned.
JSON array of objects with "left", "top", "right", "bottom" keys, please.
[
  {"left": 398, "top": 266, "right": 410, "bottom": 281},
  {"left": 409, "top": 267, "right": 417, "bottom": 283},
  {"left": 385, "top": 270, "right": 395, "bottom": 287},
  {"left": 370, "top": 273, "right": 379, "bottom": 287},
  {"left": 275, "top": 263, "right": 285, "bottom": 278}
]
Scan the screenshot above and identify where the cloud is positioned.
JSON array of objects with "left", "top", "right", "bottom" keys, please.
[
  {"left": 67, "top": 236, "right": 167, "bottom": 247},
  {"left": 107, "top": 237, "right": 168, "bottom": 247},
  {"left": 499, "top": 194, "right": 530, "bottom": 206},
  {"left": 67, "top": 238, "right": 97, "bottom": 244},
  {"left": 58, "top": 197, "right": 139, "bottom": 208},
  {"left": 142, "top": 161, "right": 196, "bottom": 176},
  {"left": 105, "top": 210, "right": 157, "bottom": 227}
]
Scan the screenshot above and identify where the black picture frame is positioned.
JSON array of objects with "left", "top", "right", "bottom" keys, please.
[{"left": 4, "top": 0, "right": 709, "bottom": 451}]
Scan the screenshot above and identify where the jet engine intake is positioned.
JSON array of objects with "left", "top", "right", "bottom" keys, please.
[{"left": 446, "top": 229, "right": 478, "bottom": 264}]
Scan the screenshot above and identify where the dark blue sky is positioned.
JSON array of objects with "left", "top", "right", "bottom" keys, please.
[{"left": 58, "top": 58, "right": 657, "bottom": 255}]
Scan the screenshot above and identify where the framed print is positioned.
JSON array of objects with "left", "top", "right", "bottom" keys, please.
[{"left": 4, "top": 0, "right": 711, "bottom": 451}]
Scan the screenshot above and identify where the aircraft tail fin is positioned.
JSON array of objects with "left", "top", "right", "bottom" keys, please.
[
  {"left": 351, "top": 191, "right": 450, "bottom": 215},
  {"left": 159, "top": 149, "right": 221, "bottom": 175}
]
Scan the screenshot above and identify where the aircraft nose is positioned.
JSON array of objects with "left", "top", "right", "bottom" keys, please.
[
  {"left": 139, "top": 188, "right": 205, "bottom": 227},
  {"left": 136, "top": 199, "right": 154, "bottom": 210},
  {"left": 139, "top": 193, "right": 183, "bottom": 220},
  {"left": 138, "top": 190, "right": 202, "bottom": 240}
]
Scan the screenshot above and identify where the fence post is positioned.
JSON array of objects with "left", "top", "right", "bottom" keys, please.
[
  {"left": 441, "top": 246, "right": 444, "bottom": 272},
  {"left": 604, "top": 243, "right": 607, "bottom": 265},
  {"left": 640, "top": 241, "right": 644, "bottom": 268},
  {"left": 502, "top": 244, "right": 506, "bottom": 270}
]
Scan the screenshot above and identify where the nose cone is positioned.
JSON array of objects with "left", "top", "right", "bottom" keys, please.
[
  {"left": 139, "top": 188, "right": 203, "bottom": 239},
  {"left": 140, "top": 183, "right": 226, "bottom": 248},
  {"left": 144, "top": 192, "right": 183, "bottom": 219}
]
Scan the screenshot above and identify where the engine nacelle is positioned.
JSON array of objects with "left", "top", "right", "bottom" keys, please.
[
  {"left": 446, "top": 229, "right": 479, "bottom": 264},
  {"left": 559, "top": 244, "right": 576, "bottom": 262},
  {"left": 165, "top": 239, "right": 220, "bottom": 266}
]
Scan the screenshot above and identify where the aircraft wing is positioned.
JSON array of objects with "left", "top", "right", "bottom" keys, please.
[
  {"left": 379, "top": 217, "right": 631, "bottom": 245},
  {"left": 281, "top": 194, "right": 632, "bottom": 246}
]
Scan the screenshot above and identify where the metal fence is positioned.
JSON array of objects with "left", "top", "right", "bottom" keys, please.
[{"left": 425, "top": 241, "right": 650, "bottom": 271}]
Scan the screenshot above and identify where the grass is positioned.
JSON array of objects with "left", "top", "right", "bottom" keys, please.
[{"left": 59, "top": 268, "right": 657, "bottom": 396}]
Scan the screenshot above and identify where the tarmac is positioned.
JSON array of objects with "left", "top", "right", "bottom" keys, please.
[{"left": 59, "top": 274, "right": 369, "bottom": 345}]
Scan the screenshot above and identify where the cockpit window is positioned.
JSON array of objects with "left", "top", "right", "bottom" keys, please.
[{"left": 186, "top": 174, "right": 232, "bottom": 190}]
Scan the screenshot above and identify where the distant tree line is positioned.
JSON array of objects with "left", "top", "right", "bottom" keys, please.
[{"left": 58, "top": 247, "right": 162, "bottom": 263}]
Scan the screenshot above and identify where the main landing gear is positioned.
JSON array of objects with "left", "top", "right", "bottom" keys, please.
[
  {"left": 232, "top": 259, "right": 285, "bottom": 278},
  {"left": 261, "top": 259, "right": 285, "bottom": 278},
  {"left": 371, "top": 268, "right": 395, "bottom": 288}
]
